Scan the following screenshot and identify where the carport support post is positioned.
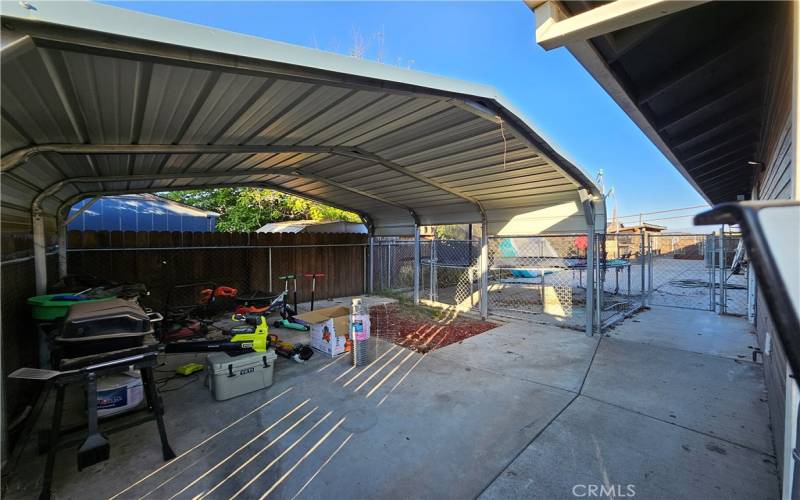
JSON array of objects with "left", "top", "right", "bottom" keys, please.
[
  {"left": 585, "top": 221, "right": 595, "bottom": 337},
  {"left": 720, "top": 230, "right": 726, "bottom": 313},
  {"left": 369, "top": 236, "right": 375, "bottom": 295},
  {"left": 57, "top": 213, "right": 68, "bottom": 279},
  {"left": 479, "top": 220, "right": 489, "bottom": 320},
  {"left": 413, "top": 225, "right": 421, "bottom": 305},
  {"left": 33, "top": 211, "right": 48, "bottom": 295}
]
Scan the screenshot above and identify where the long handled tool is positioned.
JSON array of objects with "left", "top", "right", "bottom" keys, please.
[
  {"left": 272, "top": 274, "right": 309, "bottom": 331},
  {"left": 303, "top": 273, "right": 325, "bottom": 311}
]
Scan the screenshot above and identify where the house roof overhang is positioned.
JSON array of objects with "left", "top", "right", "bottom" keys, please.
[{"left": 529, "top": 0, "right": 790, "bottom": 204}]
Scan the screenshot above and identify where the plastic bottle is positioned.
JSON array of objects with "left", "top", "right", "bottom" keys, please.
[
  {"left": 351, "top": 298, "right": 370, "bottom": 366},
  {"left": 351, "top": 298, "right": 369, "bottom": 341}
]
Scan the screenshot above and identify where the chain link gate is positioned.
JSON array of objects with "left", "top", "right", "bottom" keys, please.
[
  {"left": 421, "top": 238, "right": 480, "bottom": 310},
  {"left": 644, "top": 232, "right": 748, "bottom": 316},
  {"left": 711, "top": 231, "right": 748, "bottom": 316},
  {"left": 372, "top": 240, "right": 426, "bottom": 292},
  {"left": 646, "top": 234, "right": 712, "bottom": 310}
]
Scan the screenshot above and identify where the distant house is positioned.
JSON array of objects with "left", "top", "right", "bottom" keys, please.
[
  {"left": 605, "top": 222, "right": 667, "bottom": 259},
  {"left": 68, "top": 194, "right": 219, "bottom": 232},
  {"left": 256, "top": 220, "right": 367, "bottom": 234},
  {"left": 606, "top": 222, "right": 667, "bottom": 235}
]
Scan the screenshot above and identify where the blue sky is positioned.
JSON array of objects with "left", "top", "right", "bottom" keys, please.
[{"left": 104, "top": 1, "right": 708, "bottom": 230}]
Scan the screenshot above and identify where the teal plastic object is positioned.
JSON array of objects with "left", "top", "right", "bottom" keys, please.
[{"left": 28, "top": 294, "right": 113, "bottom": 321}]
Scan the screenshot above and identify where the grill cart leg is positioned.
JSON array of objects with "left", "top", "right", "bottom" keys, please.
[{"left": 141, "top": 367, "right": 176, "bottom": 461}]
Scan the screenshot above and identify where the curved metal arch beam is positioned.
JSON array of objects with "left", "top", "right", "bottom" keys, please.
[
  {"left": 34, "top": 168, "right": 419, "bottom": 225},
  {"left": 8, "top": 142, "right": 478, "bottom": 221},
  {"left": 55, "top": 179, "right": 377, "bottom": 233}
]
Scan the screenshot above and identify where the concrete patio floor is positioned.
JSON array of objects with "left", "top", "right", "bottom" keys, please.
[{"left": 5, "top": 304, "right": 778, "bottom": 499}]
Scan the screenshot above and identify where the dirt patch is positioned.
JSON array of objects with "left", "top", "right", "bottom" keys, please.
[{"left": 369, "top": 302, "right": 496, "bottom": 353}]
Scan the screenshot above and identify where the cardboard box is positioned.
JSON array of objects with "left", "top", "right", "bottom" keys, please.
[{"left": 294, "top": 306, "right": 350, "bottom": 357}]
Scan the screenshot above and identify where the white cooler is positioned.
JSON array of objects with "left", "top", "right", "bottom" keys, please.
[{"left": 206, "top": 349, "right": 278, "bottom": 401}]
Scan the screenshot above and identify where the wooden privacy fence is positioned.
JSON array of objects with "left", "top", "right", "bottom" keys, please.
[{"left": 67, "top": 231, "right": 368, "bottom": 308}]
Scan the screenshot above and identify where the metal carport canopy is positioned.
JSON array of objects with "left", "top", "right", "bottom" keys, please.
[{"left": 1, "top": 0, "right": 600, "bottom": 239}]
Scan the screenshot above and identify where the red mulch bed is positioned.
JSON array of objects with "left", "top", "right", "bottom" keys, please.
[{"left": 369, "top": 303, "right": 496, "bottom": 353}]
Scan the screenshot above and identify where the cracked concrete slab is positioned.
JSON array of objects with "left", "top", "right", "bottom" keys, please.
[
  {"left": 582, "top": 338, "right": 772, "bottom": 455},
  {"left": 480, "top": 396, "right": 779, "bottom": 500}
]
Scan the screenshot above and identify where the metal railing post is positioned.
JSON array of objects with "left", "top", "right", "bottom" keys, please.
[
  {"left": 413, "top": 226, "right": 420, "bottom": 304},
  {"left": 268, "top": 247, "right": 273, "bottom": 292}
]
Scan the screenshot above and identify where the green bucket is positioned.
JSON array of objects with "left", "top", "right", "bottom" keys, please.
[{"left": 28, "top": 294, "right": 114, "bottom": 321}]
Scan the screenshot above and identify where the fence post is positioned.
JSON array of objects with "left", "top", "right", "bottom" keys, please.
[
  {"left": 586, "top": 224, "right": 595, "bottom": 337},
  {"left": 480, "top": 220, "right": 489, "bottom": 320},
  {"left": 268, "top": 247, "right": 272, "bottom": 292},
  {"left": 639, "top": 229, "right": 646, "bottom": 301},
  {"left": 386, "top": 241, "right": 395, "bottom": 290},
  {"left": 647, "top": 240, "right": 653, "bottom": 298},
  {"left": 708, "top": 235, "right": 716, "bottom": 312},
  {"left": 369, "top": 236, "right": 375, "bottom": 294},
  {"left": 413, "top": 225, "right": 420, "bottom": 304},
  {"left": 596, "top": 232, "right": 603, "bottom": 327},
  {"left": 429, "top": 239, "right": 435, "bottom": 302},
  {"left": 719, "top": 230, "right": 724, "bottom": 314}
]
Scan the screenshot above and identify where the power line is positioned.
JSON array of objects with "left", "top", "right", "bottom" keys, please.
[{"left": 616, "top": 204, "right": 708, "bottom": 220}]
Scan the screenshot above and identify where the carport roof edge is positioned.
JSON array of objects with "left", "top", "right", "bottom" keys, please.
[{"left": 0, "top": 0, "right": 600, "bottom": 232}]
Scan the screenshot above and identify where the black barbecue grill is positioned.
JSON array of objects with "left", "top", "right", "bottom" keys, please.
[{"left": 22, "top": 298, "right": 175, "bottom": 500}]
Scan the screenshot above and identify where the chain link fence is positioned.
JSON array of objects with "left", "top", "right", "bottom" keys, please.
[
  {"left": 368, "top": 228, "right": 753, "bottom": 330},
  {"left": 645, "top": 234, "right": 712, "bottom": 311},
  {"left": 486, "top": 235, "right": 589, "bottom": 329},
  {"left": 371, "top": 239, "right": 426, "bottom": 292},
  {"left": 598, "top": 233, "right": 646, "bottom": 324}
]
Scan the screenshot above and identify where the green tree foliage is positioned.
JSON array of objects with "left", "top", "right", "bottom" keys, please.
[{"left": 161, "top": 188, "right": 361, "bottom": 232}]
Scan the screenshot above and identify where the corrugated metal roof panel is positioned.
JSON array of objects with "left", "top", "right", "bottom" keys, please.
[{"left": 1, "top": 1, "right": 599, "bottom": 236}]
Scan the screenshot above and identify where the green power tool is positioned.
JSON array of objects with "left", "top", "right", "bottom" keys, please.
[{"left": 164, "top": 314, "right": 271, "bottom": 354}]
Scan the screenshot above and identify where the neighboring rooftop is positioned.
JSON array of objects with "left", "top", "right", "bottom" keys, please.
[
  {"left": 607, "top": 222, "right": 667, "bottom": 234},
  {"left": 67, "top": 194, "right": 219, "bottom": 232},
  {"left": 256, "top": 219, "right": 367, "bottom": 234}
]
